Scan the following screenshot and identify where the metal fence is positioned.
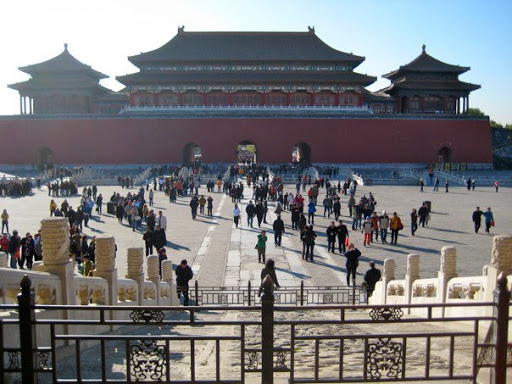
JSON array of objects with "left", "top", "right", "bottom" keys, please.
[
  {"left": 0, "top": 274, "right": 510, "bottom": 384},
  {"left": 190, "top": 281, "right": 365, "bottom": 306}
]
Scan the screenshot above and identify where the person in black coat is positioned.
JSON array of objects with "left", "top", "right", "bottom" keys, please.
[
  {"left": 176, "top": 259, "right": 193, "bottom": 306},
  {"left": 337, "top": 220, "right": 349, "bottom": 254},
  {"left": 472, "top": 207, "right": 484, "bottom": 233},
  {"left": 326, "top": 221, "right": 337, "bottom": 253},
  {"left": 255, "top": 201, "right": 265, "bottom": 227},
  {"left": 153, "top": 226, "right": 166, "bottom": 251},
  {"left": 189, "top": 195, "right": 199, "bottom": 220},
  {"left": 344, "top": 243, "right": 361, "bottom": 286},
  {"left": 246, "top": 201, "right": 256, "bottom": 227},
  {"left": 20, "top": 233, "right": 35, "bottom": 270},
  {"left": 363, "top": 261, "right": 382, "bottom": 300},
  {"left": 272, "top": 215, "right": 285, "bottom": 246}
]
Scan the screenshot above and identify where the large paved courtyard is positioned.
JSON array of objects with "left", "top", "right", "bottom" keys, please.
[{"left": 1, "top": 180, "right": 511, "bottom": 288}]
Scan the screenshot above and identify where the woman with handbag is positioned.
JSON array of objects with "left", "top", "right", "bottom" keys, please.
[{"left": 484, "top": 207, "right": 494, "bottom": 234}]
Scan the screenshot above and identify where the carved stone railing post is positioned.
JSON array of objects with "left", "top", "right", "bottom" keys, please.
[
  {"left": 438, "top": 246, "right": 457, "bottom": 314},
  {"left": 146, "top": 255, "right": 161, "bottom": 304},
  {"left": 405, "top": 254, "right": 420, "bottom": 312},
  {"left": 126, "top": 248, "right": 144, "bottom": 305},
  {"left": 94, "top": 237, "right": 117, "bottom": 306},
  {"left": 40, "top": 218, "right": 74, "bottom": 305},
  {"left": 162, "top": 260, "right": 178, "bottom": 305},
  {"left": 491, "top": 235, "right": 512, "bottom": 276},
  {"left": 381, "top": 258, "right": 395, "bottom": 304},
  {"left": 0, "top": 251, "right": 8, "bottom": 268}
]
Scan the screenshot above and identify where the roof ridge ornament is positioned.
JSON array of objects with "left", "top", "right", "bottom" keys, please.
[
  {"left": 178, "top": 26, "right": 185, "bottom": 34},
  {"left": 422, "top": 44, "right": 426, "bottom": 53},
  {"left": 64, "top": 43, "right": 68, "bottom": 51},
  {"left": 308, "top": 26, "right": 315, "bottom": 34}
]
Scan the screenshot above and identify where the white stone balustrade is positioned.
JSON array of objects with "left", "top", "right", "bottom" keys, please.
[
  {"left": 491, "top": 235, "right": 512, "bottom": 275},
  {"left": 0, "top": 252, "right": 8, "bottom": 268}
]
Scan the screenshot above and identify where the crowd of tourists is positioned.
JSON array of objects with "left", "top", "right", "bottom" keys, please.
[{"left": 0, "top": 178, "right": 33, "bottom": 196}]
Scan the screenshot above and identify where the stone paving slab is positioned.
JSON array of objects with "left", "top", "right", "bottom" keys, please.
[{"left": 0, "top": 181, "right": 511, "bottom": 287}]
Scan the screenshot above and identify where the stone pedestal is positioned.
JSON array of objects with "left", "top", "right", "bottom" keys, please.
[
  {"left": 162, "top": 260, "right": 178, "bottom": 305},
  {"left": 94, "top": 237, "right": 117, "bottom": 306},
  {"left": 40, "top": 218, "right": 74, "bottom": 305},
  {"left": 491, "top": 235, "right": 512, "bottom": 276},
  {"left": 438, "top": 246, "right": 458, "bottom": 308},
  {"left": 146, "top": 255, "right": 161, "bottom": 304},
  {"left": 405, "top": 254, "right": 420, "bottom": 312},
  {"left": 126, "top": 248, "right": 144, "bottom": 305}
]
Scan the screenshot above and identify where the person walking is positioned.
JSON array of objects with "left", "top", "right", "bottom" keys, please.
[
  {"left": 143, "top": 227, "right": 153, "bottom": 256},
  {"left": 378, "top": 211, "right": 389, "bottom": 244},
  {"left": 233, "top": 203, "right": 241, "bottom": 228},
  {"left": 304, "top": 225, "right": 317, "bottom": 262},
  {"left": 307, "top": 199, "right": 316, "bottom": 224},
  {"left": 246, "top": 201, "right": 256, "bottom": 228},
  {"left": 176, "top": 258, "right": 193, "bottom": 306},
  {"left": 419, "top": 178, "right": 424, "bottom": 192},
  {"left": 410, "top": 208, "right": 418, "bottom": 236},
  {"left": 494, "top": 180, "right": 499, "bottom": 192},
  {"left": 484, "top": 207, "right": 494, "bottom": 234},
  {"left": 189, "top": 195, "right": 199, "bottom": 220},
  {"left": 390, "top": 212, "right": 402, "bottom": 245},
  {"left": 260, "top": 259, "right": 280, "bottom": 293},
  {"left": 344, "top": 243, "right": 361, "bottom": 286},
  {"left": 256, "top": 230, "right": 268, "bottom": 263},
  {"left": 8, "top": 230, "right": 20, "bottom": 269},
  {"left": 272, "top": 216, "right": 285, "bottom": 247},
  {"left": 433, "top": 177, "right": 440, "bottom": 192},
  {"left": 207, "top": 196, "right": 213, "bottom": 216},
  {"left": 1, "top": 209, "right": 9, "bottom": 234},
  {"left": 472, "top": 207, "right": 484, "bottom": 233},
  {"left": 199, "top": 195, "right": 206, "bottom": 215},
  {"left": 336, "top": 220, "right": 349, "bottom": 254},
  {"left": 149, "top": 189, "right": 154, "bottom": 207},
  {"left": 418, "top": 203, "right": 429, "bottom": 228},
  {"left": 326, "top": 221, "right": 337, "bottom": 252},
  {"left": 363, "top": 261, "right": 382, "bottom": 301},
  {"left": 362, "top": 217, "right": 372, "bottom": 246},
  {"left": 445, "top": 179, "right": 449, "bottom": 193}
]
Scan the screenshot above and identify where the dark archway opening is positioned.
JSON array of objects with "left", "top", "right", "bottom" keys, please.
[
  {"left": 182, "top": 143, "right": 202, "bottom": 168},
  {"left": 237, "top": 141, "right": 257, "bottom": 164},
  {"left": 437, "top": 147, "right": 452, "bottom": 163},
  {"left": 36, "top": 146, "right": 54, "bottom": 171},
  {"left": 292, "top": 142, "right": 312, "bottom": 167}
]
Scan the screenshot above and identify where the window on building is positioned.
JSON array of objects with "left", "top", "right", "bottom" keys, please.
[
  {"left": 135, "top": 93, "right": 154, "bottom": 106},
  {"left": 265, "top": 92, "right": 287, "bottom": 106},
  {"left": 290, "top": 92, "right": 312, "bottom": 106},
  {"left": 315, "top": 92, "right": 336, "bottom": 106},
  {"left": 206, "top": 92, "right": 228, "bottom": 106},
  {"left": 424, "top": 95, "right": 441, "bottom": 111},
  {"left": 183, "top": 92, "right": 203, "bottom": 106},
  {"left": 339, "top": 92, "right": 358, "bottom": 106},
  {"left": 410, "top": 96, "right": 422, "bottom": 111},
  {"left": 446, "top": 97, "right": 455, "bottom": 112},
  {"left": 233, "top": 92, "right": 262, "bottom": 105},
  {"left": 157, "top": 93, "right": 179, "bottom": 106}
]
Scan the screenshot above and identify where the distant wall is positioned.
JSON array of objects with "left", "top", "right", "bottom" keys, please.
[{"left": 0, "top": 117, "right": 492, "bottom": 164}]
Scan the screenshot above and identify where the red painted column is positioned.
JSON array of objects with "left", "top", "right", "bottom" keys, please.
[
  {"left": 227, "top": 92, "right": 233, "bottom": 106},
  {"left": 129, "top": 94, "right": 135, "bottom": 106},
  {"left": 358, "top": 92, "right": 364, "bottom": 106},
  {"left": 335, "top": 93, "right": 340, "bottom": 106},
  {"left": 153, "top": 93, "right": 158, "bottom": 105},
  {"left": 203, "top": 93, "right": 207, "bottom": 106},
  {"left": 287, "top": 93, "right": 291, "bottom": 105},
  {"left": 311, "top": 93, "right": 315, "bottom": 106},
  {"left": 178, "top": 93, "right": 184, "bottom": 106}
]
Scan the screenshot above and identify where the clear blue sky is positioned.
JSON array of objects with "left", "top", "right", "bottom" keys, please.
[{"left": 1, "top": 0, "right": 511, "bottom": 124}]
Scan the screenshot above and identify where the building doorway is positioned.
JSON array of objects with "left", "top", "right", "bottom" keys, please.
[
  {"left": 237, "top": 141, "right": 257, "bottom": 164},
  {"left": 292, "top": 142, "right": 312, "bottom": 166},
  {"left": 36, "top": 146, "right": 54, "bottom": 170},
  {"left": 437, "top": 146, "right": 452, "bottom": 163},
  {"left": 182, "top": 143, "right": 202, "bottom": 168}
]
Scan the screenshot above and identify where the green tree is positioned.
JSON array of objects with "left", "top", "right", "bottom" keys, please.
[{"left": 467, "top": 108, "right": 485, "bottom": 116}]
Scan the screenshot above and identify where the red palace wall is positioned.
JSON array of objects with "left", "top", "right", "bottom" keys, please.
[{"left": 0, "top": 117, "right": 492, "bottom": 164}]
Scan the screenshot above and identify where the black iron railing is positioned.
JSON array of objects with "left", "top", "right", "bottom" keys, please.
[{"left": 0, "top": 274, "right": 510, "bottom": 384}]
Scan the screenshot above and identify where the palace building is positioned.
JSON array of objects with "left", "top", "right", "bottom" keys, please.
[{"left": 1, "top": 27, "right": 490, "bottom": 166}]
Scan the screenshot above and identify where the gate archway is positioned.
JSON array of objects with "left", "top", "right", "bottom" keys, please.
[
  {"left": 182, "top": 143, "right": 202, "bottom": 167},
  {"left": 437, "top": 146, "right": 452, "bottom": 163},
  {"left": 292, "top": 142, "right": 312, "bottom": 166},
  {"left": 237, "top": 141, "right": 257, "bottom": 164}
]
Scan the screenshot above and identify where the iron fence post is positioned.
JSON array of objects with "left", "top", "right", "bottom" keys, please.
[
  {"left": 300, "top": 280, "right": 304, "bottom": 306},
  {"left": 195, "top": 280, "right": 199, "bottom": 306},
  {"left": 261, "top": 275, "right": 274, "bottom": 384},
  {"left": 248, "top": 281, "right": 252, "bottom": 306},
  {"left": 352, "top": 282, "right": 356, "bottom": 305},
  {"left": 18, "top": 275, "right": 37, "bottom": 384},
  {"left": 491, "top": 272, "right": 510, "bottom": 384}
]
